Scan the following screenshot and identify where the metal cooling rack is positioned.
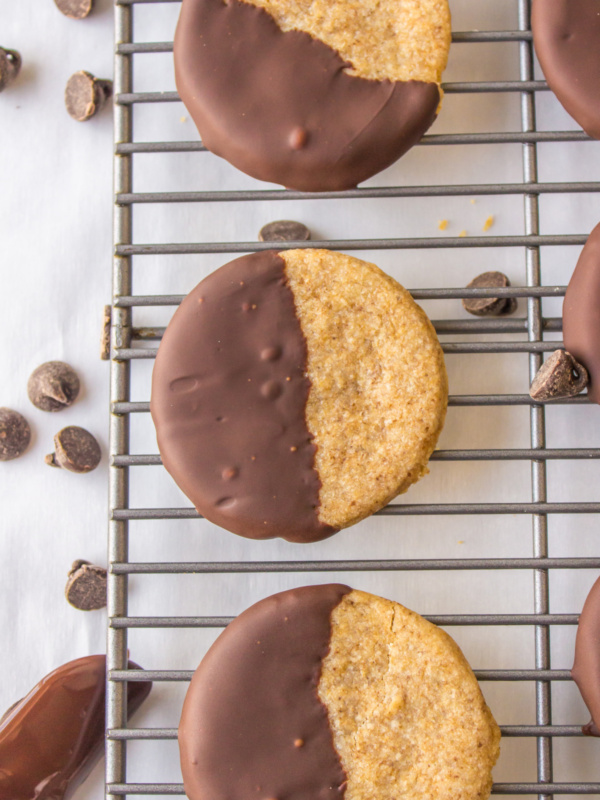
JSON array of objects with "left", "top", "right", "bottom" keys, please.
[{"left": 107, "top": 0, "right": 600, "bottom": 797}]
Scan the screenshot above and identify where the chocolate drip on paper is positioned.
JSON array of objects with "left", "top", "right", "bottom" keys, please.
[
  {"left": 179, "top": 584, "right": 351, "bottom": 800},
  {"left": 572, "top": 576, "right": 600, "bottom": 736},
  {"left": 532, "top": 0, "right": 600, "bottom": 139},
  {"left": 150, "top": 251, "right": 336, "bottom": 543},
  {"left": 563, "top": 222, "right": 600, "bottom": 403},
  {"left": 0, "top": 655, "right": 151, "bottom": 800},
  {"left": 174, "top": 0, "right": 440, "bottom": 192}
]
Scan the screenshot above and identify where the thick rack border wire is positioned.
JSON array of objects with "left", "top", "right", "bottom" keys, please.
[{"left": 107, "top": 1, "right": 600, "bottom": 798}]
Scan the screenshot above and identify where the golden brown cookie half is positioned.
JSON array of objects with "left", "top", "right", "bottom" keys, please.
[
  {"left": 150, "top": 249, "right": 448, "bottom": 543},
  {"left": 179, "top": 585, "right": 501, "bottom": 800},
  {"left": 174, "top": 0, "right": 451, "bottom": 191}
]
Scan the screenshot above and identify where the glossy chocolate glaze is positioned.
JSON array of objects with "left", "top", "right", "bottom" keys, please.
[
  {"left": 532, "top": 0, "right": 600, "bottom": 139},
  {"left": 572, "top": 576, "right": 600, "bottom": 736},
  {"left": 179, "top": 584, "right": 351, "bottom": 800},
  {"left": 150, "top": 251, "right": 336, "bottom": 543},
  {"left": 0, "top": 655, "right": 151, "bottom": 800},
  {"left": 563, "top": 222, "right": 600, "bottom": 403},
  {"left": 174, "top": 0, "right": 440, "bottom": 191}
]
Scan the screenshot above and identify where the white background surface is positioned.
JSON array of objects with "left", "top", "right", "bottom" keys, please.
[{"left": 1, "top": 0, "right": 600, "bottom": 798}]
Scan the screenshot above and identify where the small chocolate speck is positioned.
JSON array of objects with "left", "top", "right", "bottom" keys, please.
[
  {"left": 529, "top": 349, "right": 588, "bottom": 401},
  {"left": 462, "top": 271, "right": 517, "bottom": 317},
  {"left": 288, "top": 126, "right": 308, "bottom": 150},
  {"left": 27, "top": 361, "right": 80, "bottom": 412},
  {"left": 258, "top": 220, "right": 311, "bottom": 243},
  {"left": 0, "top": 408, "right": 31, "bottom": 461},
  {"left": 45, "top": 426, "right": 101, "bottom": 473}
]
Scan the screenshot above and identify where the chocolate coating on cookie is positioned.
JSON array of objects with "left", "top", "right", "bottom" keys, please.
[
  {"left": 563, "top": 222, "right": 600, "bottom": 403},
  {"left": 150, "top": 251, "right": 336, "bottom": 543},
  {"left": 572, "top": 576, "right": 600, "bottom": 736},
  {"left": 179, "top": 584, "right": 350, "bottom": 800},
  {"left": 174, "top": 0, "right": 440, "bottom": 191},
  {"left": 532, "top": 0, "right": 600, "bottom": 139},
  {"left": 0, "top": 655, "right": 151, "bottom": 800}
]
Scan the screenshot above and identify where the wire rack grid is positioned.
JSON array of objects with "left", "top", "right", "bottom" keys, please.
[{"left": 107, "top": 0, "right": 600, "bottom": 798}]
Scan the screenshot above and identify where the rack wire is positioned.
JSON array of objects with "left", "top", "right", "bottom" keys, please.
[{"left": 107, "top": 0, "right": 600, "bottom": 797}]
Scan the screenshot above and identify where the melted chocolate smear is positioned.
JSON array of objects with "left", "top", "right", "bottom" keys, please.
[
  {"left": 532, "top": 0, "right": 600, "bottom": 140},
  {"left": 179, "top": 584, "right": 351, "bottom": 800},
  {"left": 0, "top": 655, "right": 151, "bottom": 800},
  {"left": 572, "top": 576, "right": 600, "bottom": 736},
  {"left": 563, "top": 222, "right": 600, "bottom": 403},
  {"left": 150, "top": 251, "right": 336, "bottom": 543},
  {"left": 174, "top": 0, "right": 440, "bottom": 192}
]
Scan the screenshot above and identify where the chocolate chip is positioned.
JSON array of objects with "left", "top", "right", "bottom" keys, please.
[
  {"left": 258, "top": 221, "right": 311, "bottom": 243},
  {"left": 462, "top": 271, "right": 518, "bottom": 317},
  {"left": 45, "top": 426, "right": 101, "bottom": 473},
  {"left": 27, "top": 361, "right": 80, "bottom": 412},
  {"left": 53, "top": 0, "right": 93, "bottom": 19},
  {"left": 0, "top": 48, "right": 21, "bottom": 93},
  {"left": 0, "top": 408, "right": 31, "bottom": 461},
  {"left": 65, "top": 561, "right": 107, "bottom": 610},
  {"left": 529, "top": 349, "right": 589, "bottom": 401},
  {"left": 65, "top": 71, "right": 112, "bottom": 122}
]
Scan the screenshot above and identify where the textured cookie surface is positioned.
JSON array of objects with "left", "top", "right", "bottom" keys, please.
[
  {"left": 532, "top": 0, "right": 600, "bottom": 139},
  {"left": 320, "top": 590, "right": 501, "bottom": 800},
  {"left": 174, "top": 0, "right": 450, "bottom": 191},
  {"left": 178, "top": 585, "right": 501, "bottom": 800},
  {"left": 150, "top": 249, "right": 447, "bottom": 542}
]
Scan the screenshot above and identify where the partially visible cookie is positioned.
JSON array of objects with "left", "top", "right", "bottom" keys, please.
[
  {"left": 174, "top": 0, "right": 451, "bottom": 191},
  {"left": 532, "top": 0, "right": 600, "bottom": 139},
  {"left": 572, "top": 575, "right": 600, "bottom": 736},
  {"left": 151, "top": 249, "right": 447, "bottom": 542},
  {"left": 179, "top": 585, "right": 501, "bottom": 800},
  {"left": 562, "top": 221, "right": 600, "bottom": 403}
]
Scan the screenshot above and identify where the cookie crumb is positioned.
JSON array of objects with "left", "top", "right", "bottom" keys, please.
[
  {"left": 180, "top": 115, "right": 187, "bottom": 123},
  {"left": 482, "top": 215, "right": 494, "bottom": 232},
  {"left": 458, "top": 230, "right": 467, "bottom": 238},
  {"left": 438, "top": 219, "right": 448, "bottom": 231},
  {"left": 65, "top": 561, "right": 107, "bottom": 610}
]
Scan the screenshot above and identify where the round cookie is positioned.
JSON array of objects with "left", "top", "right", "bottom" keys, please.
[
  {"left": 572, "top": 575, "right": 600, "bottom": 736},
  {"left": 563, "top": 221, "right": 600, "bottom": 403},
  {"left": 179, "top": 585, "right": 501, "bottom": 800},
  {"left": 150, "top": 249, "right": 448, "bottom": 543},
  {"left": 532, "top": 0, "right": 600, "bottom": 139},
  {"left": 174, "top": 0, "right": 451, "bottom": 191}
]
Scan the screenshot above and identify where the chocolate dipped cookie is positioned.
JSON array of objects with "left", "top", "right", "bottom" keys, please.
[
  {"left": 0, "top": 655, "right": 151, "bottom": 800},
  {"left": 572, "top": 575, "right": 600, "bottom": 736},
  {"left": 150, "top": 249, "right": 448, "bottom": 543},
  {"left": 174, "top": 0, "right": 451, "bottom": 191},
  {"left": 179, "top": 585, "right": 501, "bottom": 800},
  {"left": 563, "top": 222, "right": 600, "bottom": 403},
  {"left": 532, "top": 0, "right": 600, "bottom": 139}
]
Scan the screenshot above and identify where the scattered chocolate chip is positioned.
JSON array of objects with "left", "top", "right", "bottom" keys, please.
[
  {"left": 27, "top": 361, "right": 80, "bottom": 412},
  {"left": 65, "top": 71, "right": 112, "bottom": 122},
  {"left": 529, "top": 349, "right": 589, "bottom": 401},
  {"left": 0, "top": 48, "right": 21, "bottom": 93},
  {"left": 100, "top": 305, "right": 111, "bottom": 361},
  {"left": 53, "top": 0, "right": 93, "bottom": 19},
  {"left": 258, "top": 220, "right": 311, "bottom": 243},
  {"left": 65, "top": 560, "right": 107, "bottom": 610},
  {"left": 0, "top": 408, "right": 31, "bottom": 461},
  {"left": 462, "top": 271, "right": 518, "bottom": 317},
  {"left": 45, "top": 426, "right": 101, "bottom": 473}
]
